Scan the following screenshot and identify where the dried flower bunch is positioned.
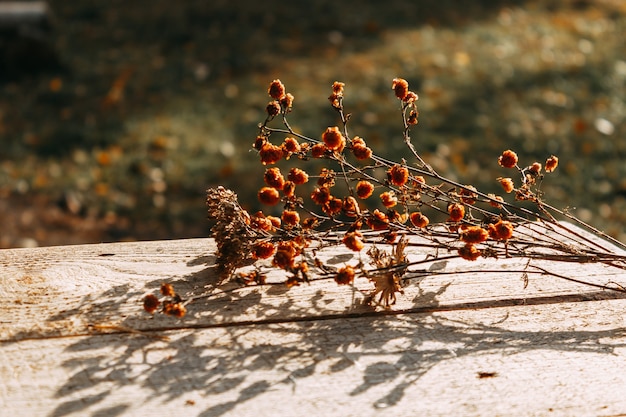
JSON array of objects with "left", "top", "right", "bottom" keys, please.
[{"left": 146, "top": 78, "right": 626, "bottom": 315}]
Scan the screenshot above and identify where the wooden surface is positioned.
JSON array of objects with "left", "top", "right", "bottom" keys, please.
[{"left": 2, "top": 228, "right": 626, "bottom": 417}]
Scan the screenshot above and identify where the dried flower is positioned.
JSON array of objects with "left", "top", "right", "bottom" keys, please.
[
  {"left": 288, "top": 167, "right": 309, "bottom": 185},
  {"left": 322, "top": 126, "right": 346, "bottom": 151},
  {"left": 311, "top": 143, "right": 327, "bottom": 158},
  {"left": 253, "top": 135, "right": 267, "bottom": 151},
  {"left": 380, "top": 191, "right": 398, "bottom": 208},
  {"left": 259, "top": 142, "right": 283, "bottom": 165},
  {"left": 367, "top": 209, "right": 389, "bottom": 230},
  {"left": 266, "top": 101, "right": 281, "bottom": 117},
  {"left": 404, "top": 91, "right": 418, "bottom": 103},
  {"left": 272, "top": 241, "right": 298, "bottom": 270},
  {"left": 409, "top": 212, "right": 429, "bottom": 228},
  {"left": 488, "top": 193, "right": 504, "bottom": 208},
  {"left": 282, "top": 181, "right": 296, "bottom": 197},
  {"left": 352, "top": 142, "right": 373, "bottom": 160},
  {"left": 264, "top": 167, "right": 285, "bottom": 189},
  {"left": 343, "top": 232, "right": 364, "bottom": 251},
  {"left": 323, "top": 198, "right": 343, "bottom": 216},
  {"left": 545, "top": 155, "right": 559, "bottom": 172},
  {"left": 281, "top": 210, "right": 300, "bottom": 226},
  {"left": 356, "top": 180, "right": 375, "bottom": 199},
  {"left": 302, "top": 217, "right": 319, "bottom": 230},
  {"left": 163, "top": 302, "right": 186, "bottom": 318},
  {"left": 268, "top": 79, "right": 285, "bottom": 100},
  {"left": 280, "top": 93, "right": 294, "bottom": 110},
  {"left": 282, "top": 137, "right": 300, "bottom": 155},
  {"left": 253, "top": 241, "right": 276, "bottom": 259},
  {"left": 143, "top": 294, "right": 160, "bottom": 314},
  {"left": 388, "top": 164, "right": 409, "bottom": 186},
  {"left": 258, "top": 187, "right": 281, "bottom": 205},
  {"left": 317, "top": 168, "right": 336, "bottom": 187},
  {"left": 458, "top": 244, "right": 481, "bottom": 261},
  {"left": 332, "top": 81, "right": 345, "bottom": 94},
  {"left": 335, "top": 265, "right": 355, "bottom": 285},
  {"left": 488, "top": 219, "right": 514, "bottom": 241},
  {"left": 160, "top": 283, "right": 175, "bottom": 297},
  {"left": 267, "top": 216, "right": 281, "bottom": 228},
  {"left": 311, "top": 187, "right": 332, "bottom": 205},
  {"left": 342, "top": 196, "right": 360, "bottom": 217},
  {"left": 498, "top": 150, "right": 518, "bottom": 168},
  {"left": 459, "top": 185, "right": 478, "bottom": 205},
  {"left": 392, "top": 78, "right": 409, "bottom": 100},
  {"left": 448, "top": 203, "right": 465, "bottom": 222},
  {"left": 460, "top": 226, "right": 489, "bottom": 244},
  {"left": 407, "top": 109, "right": 418, "bottom": 125},
  {"left": 498, "top": 177, "right": 515, "bottom": 193},
  {"left": 529, "top": 162, "right": 542, "bottom": 175},
  {"left": 250, "top": 213, "right": 273, "bottom": 231}
]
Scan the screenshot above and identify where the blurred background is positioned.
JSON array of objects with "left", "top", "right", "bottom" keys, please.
[{"left": 0, "top": 0, "right": 624, "bottom": 248}]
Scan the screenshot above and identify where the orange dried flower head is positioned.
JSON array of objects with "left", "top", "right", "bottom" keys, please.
[
  {"left": 264, "top": 167, "right": 285, "bottom": 189},
  {"left": 160, "top": 283, "right": 175, "bottom": 297},
  {"left": 251, "top": 214, "right": 273, "bottom": 231},
  {"left": 529, "top": 162, "right": 542, "bottom": 174},
  {"left": 311, "top": 143, "right": 327, "bottom": 158},
  {"left": 267, "top": 215, "right": 281, "bottom": 228},
  {"left": 335, "top": 265, "right": 355, "bottom": 285},
  {"left": 332, "top": 81, "right": 345, "bottom": 94},
  {"left": 253, "top": 241, "right": 276, "bottom": 259},
  {"left": 448, "top": 203, "right": 465, "bottom": 222},
  {"left": 272, "top": 242, "right": 297, "bottom": 270},
  {"left": 545, "top": 155, "right": 559, "bottom": 172},
  {"left": 409, "top": 212, "right": 429, "bottom": 228},
  {"left": 280, "top": 93, "right": 294, "bottom": 109},
  {"left": 343, "top": 232, "right": 364, "bottom": 251},
  {"left": 342, "top": 196, "right": 360, "bottom": 217},
  {"left": 281, "top": 210, "right": 300, "bottom": 226},
  {"left": 392, "top": 78, "right": 409, "bottom": 100},
  {"left": 282, "top": 181, "right": 296, "bottom": 198},
  {"left": 164, "top": 303, "right": 186, "bottom": 318},
  {"left": 317, "top": 168, "right": 336, "bottom": 187},
  {"left": 380, "top": 191, "right": 398, "bottom": 208},
  {"left": 302, "top": 217, "right": 319, "bottom": 230},
  {"left": 498, "top": 177, "right": 515, "bottom": 193},
  {"left": 266, "top": 101, "right": 281, "bottom": 116},
  {"left": 282, "top": 137, "right": 300, "bottom": 155},
  {"left": 356, "top": 180, "right": 375, "bottom": 199},
  {"left": 259, "top": 143, "right": 283, "bottom": 165},
  {"left": 460, "top": 226, "right": 489, "bottom": 244},
  {"left": 367, "top": 209, "right": 389, "bottom": 230},
  {"left": 268, "top": 79, "right": 285, "bottom": 100},
  {"left": 321, "top": 126, "right": 346, "bottom": 151},
  {"left": 459, "top": 185, "right": 478, "bottom": 205},
  {"left": 388, "top": 164, "right": 409, "bottom": 187},
  {"left": 458, "top": 244, "right": 481, "bottom": 261},
  {"left": 288, "top": 167, "right": 309, "bottom": 185},
  {"left": 311, "top": 187, "right": 331, "bottom": 205},
  {"left": 407, "top": 109, "right": 418, "bottom": 125},
  {"left": 324, "top": 197, "right": 343, "bottom": 216},
  {"left": 488, "top": 219, "right": 514, "bottom": 241},
  {"left": 143, "top": 294, "right": 160, "bottom": 314},
  {"left": 258, "top": 187, "right": 281, "bottom": 205},
  {"left": 498, "top": 150, "right": 518, "bottom": 168},
  {"left": 488, "top": 193, "right": 504, "bottom": 208},
  {"left": 253, "top": 135, "right": 267, "bottom": 151},
  {"left": 352, "top": 142, "right": 372, "bottom": 160},
  {"left": 404, "top": 91, "right": 418, "bottom": 103}
]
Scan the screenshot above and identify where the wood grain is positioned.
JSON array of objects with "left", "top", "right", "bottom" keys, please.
[{"left": 2, "top": 225, "right": 626, "bottom": 416}]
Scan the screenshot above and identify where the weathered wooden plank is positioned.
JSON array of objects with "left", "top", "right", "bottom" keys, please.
[
  {"left": 1, "top": 229, "right": 625, "bottom": 342},
  {"left": 3, "top": 299, "right": 626, "bottom": 417}
]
